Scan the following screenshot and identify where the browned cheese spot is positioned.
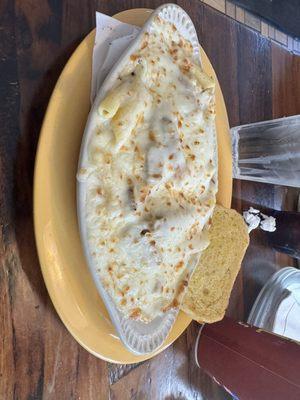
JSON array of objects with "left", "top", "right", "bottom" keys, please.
[
  {"left": 130, "top": 54, "right": 138, "bottom": 61},
  {"left": 152, "top": 173, "right": 162, "bottom": 179},
  {"left": 149, "top": 131, "right": 156, "bottom": 141},
  {"left": 130, "top": 308, "right": 141, "bottom": 319},
  {"left": 175, "top": 260, "right": 184, "bottom": 271}
]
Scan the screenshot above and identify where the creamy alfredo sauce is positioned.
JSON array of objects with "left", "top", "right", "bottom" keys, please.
[{"left": 78, "top": 17, "right": 217, "bottom": 322}]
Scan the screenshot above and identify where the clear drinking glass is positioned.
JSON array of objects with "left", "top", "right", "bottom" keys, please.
[
  {"left": 248, "top": 267, "right": 300, "bottom": 341},
  {"left": 231, "top": 115, "right": 300, "bottom": 188}
]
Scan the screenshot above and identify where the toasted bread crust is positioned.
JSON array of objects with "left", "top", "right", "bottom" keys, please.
[{"left": 180, "top": 205, "right": 249, "bottom": 323}]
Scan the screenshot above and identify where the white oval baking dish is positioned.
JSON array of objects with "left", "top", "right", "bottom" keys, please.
[{"left": 77, "top": 3, "right": 202, "bottom": 355}]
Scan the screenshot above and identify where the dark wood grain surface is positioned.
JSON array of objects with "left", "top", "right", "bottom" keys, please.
[
  {"left": 1, "top": 1, "right": 299, "bottom": 399},
  {"left": 231, "top": 0, "right": 300, "bottom": 38}
]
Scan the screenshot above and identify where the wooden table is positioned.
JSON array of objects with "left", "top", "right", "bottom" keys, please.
[{"left": 1, "top": 1, "right": 300, "bottom": 399}]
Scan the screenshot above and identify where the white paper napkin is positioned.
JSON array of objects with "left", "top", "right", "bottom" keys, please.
[{"left": 91, "top": 12, "right": 141, "bottom": 103}]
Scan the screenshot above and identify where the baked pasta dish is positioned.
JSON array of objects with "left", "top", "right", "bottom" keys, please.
[{"left": 78, "top": 16, "right": 217, "bottom": 322}]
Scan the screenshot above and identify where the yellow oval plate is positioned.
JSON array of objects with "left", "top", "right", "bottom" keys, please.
[{"left": 34, "top": 8, "right": 232, "bottom": 364}]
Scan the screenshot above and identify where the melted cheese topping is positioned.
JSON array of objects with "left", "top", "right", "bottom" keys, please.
[{"left": 79, "top": 17, "right": 217, "bottom": 322}]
